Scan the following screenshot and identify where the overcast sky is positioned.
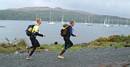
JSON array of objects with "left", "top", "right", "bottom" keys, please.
[{"left": 0, "top": 0, "right": 130, "bottom": 18}]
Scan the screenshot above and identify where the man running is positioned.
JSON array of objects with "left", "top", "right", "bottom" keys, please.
[
  {"left": 58, "top": 20, "right": 76, "bottom": 59},
  {"left": 26, "top": 18, "right": 44, "bottom": 60}
]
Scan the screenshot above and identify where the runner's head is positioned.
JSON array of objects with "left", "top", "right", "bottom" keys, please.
[
  {"left": 36, "top": 18, "right": 42, "bottom": 25},
  {"left": 69, "top": 20, "right": 75, "bottom": 27}
]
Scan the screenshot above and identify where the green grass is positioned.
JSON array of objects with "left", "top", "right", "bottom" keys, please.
[
  {"left": 87, "top": 35, "right": 130, "bottom": 48},
  {"left": 0, "top": 35, "right": 130, "bottom": 53},
  {"left": 39, "top": 44, "right": 83, "bottom": 52},
  {"left": 0, "top": 41, "right": 84, "bottom": 53}
]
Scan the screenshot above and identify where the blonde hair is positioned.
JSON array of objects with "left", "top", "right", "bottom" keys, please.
[
  {"left": 70, "top": 20, "right": 75, "bottom": 24},
  {"left": 35, "top": 17, "right": 42, "bottom": 25},
  {"left": 36, "top": 17, "right": 41, "bottom": 21}
]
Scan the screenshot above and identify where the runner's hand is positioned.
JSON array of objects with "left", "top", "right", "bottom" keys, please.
[
  {"left": 43, "top": 35, "right": 46, "bottom": 37},
  {"left": 73, "top": 35, "right": 76, "bottom": 37}
]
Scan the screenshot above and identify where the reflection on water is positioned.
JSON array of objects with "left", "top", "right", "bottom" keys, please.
[{"left": 0, "top": 26, "right": 5, "bottom": 28}]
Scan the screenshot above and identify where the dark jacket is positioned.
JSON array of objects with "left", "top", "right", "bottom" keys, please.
[{"left": 65, "top": 26, "right": 76, "bottom": 38}]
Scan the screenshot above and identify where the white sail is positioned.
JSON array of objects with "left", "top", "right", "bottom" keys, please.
[
  {"left": 61, "top": 14, "right": 65, "bottom": 24},
  {"left": 48, "top": 8, "right": 55, "bottom": 24},
  {"left": 84, "top": 17, "right": 88, "bottom": 24},
  {"left": 104, "top": 17, "right": 110, "bottom": 27},
  {"left": 124, "top": 19, "right": 129, "bottom": 27}
]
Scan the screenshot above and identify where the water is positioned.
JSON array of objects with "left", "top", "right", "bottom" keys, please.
[{"left": 0, "top": 20, "right": 130, "bottom": 44}]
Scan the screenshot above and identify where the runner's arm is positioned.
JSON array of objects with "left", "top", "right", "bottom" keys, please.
[{"left": 69, "top": 27, "right": 76, "bottom": 37}]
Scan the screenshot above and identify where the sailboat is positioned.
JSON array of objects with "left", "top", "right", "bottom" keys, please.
[
  {"left": 61, "top": 14, "right": 65, "bottom": 24},
  {"left": 84, "top": 16, "right": 93, "bottom": 26},
  {"left": 84, "top": 17, "right": 87, "bottom": 24},
  {"left": 104, "top": 17, "right": 110, "bottom": 27},
  {"left": 84, "top": 18, "right": 89, "bottom": 25},
  {"left": 112, "top": 18, "right": 120, "bottom": 27},
  {"left": 84, "top": 18, "right": 88, "bottom": 25},
  {"left": 124, "top": 19, "right": 129, "bottom": 27},
  {"left": 48, "top": 8, "right": 55, "bottom": 24},
  {"left": 49, "top": 21, "right": 55, "bottom": 24},
  {"left": 124, "top": 25, "right": 128, "bottom": 27}
]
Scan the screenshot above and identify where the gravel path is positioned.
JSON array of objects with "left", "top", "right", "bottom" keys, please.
[{"left": 0, "top": 47, "right": 130, "bottom": 67}]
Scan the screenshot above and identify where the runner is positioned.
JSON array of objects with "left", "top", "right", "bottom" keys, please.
[
  {"left": 58, "top": 20, "right": 76, "bottom": 59},
  {"left": 26, "top": 18, "right": 45, "bottom": 60}
]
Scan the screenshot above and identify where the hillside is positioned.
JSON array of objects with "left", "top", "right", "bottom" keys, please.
[{"left": 0, "top": 7, "right": 129, "bottom": 24}]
